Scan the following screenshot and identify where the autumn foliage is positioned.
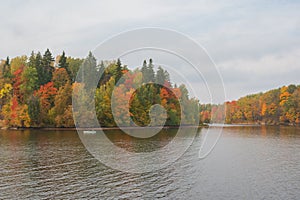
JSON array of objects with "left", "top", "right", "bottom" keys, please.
[
  {"left": 0, "top": 51, "right": 200, "bottom": 128},
  {"left": 0, "top": 50, "right": 77, "bottom": 127},
  {"left": 0, "top": 49, "right": 299, "bottom": 128},
  {"left": 200, "top": 85, "right": 300, "bottom": 125}
]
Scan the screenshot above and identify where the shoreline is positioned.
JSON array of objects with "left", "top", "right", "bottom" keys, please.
[
  {"left": 1, "top": 124, "right": 209, "bottom": 131},
  {"left": 1, "top": 123, "right": 298, "bottom": 131}
]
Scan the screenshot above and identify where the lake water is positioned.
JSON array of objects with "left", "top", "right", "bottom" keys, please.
[{"left": 0, "top": 126, "right": 299, "bottom": 199}]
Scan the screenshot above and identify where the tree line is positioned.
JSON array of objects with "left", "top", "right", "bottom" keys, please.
[
  {"left": 200, "top": 84, "right": 300, "bottom": 125},
  {"left": 0, "top": 50, "right": 199, "bottom": 128},
  {"left": 1, "top": 49, "right": 299, "bottom": 128}
]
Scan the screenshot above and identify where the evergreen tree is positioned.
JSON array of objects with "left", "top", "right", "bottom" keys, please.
[
  {"left": 35, "top": 52, "right": 42, "bottom": 84},
  {"left": 58, "top": 51, "right": 71, "bottom": 77},
  {"left": 156, "top": 66, "right": 166, "bottom": 86},
  {"left": 115, "top": 58, "right": 123, "bottom": 82},
  {"left": 78, "top": 52, "right": 98, "bottom": 90},
  {"left": 2, "top": 56, "right": 11, "bottom": 78},
  {"left": 28, "top": 51, "right": 36, "bottom": 68},
  {"left": 97, "top": 61, "right": 106, "bottom": 87},
  {"left": 148, "top": 58, "right": 155, "bottom": 82},
  {"left": 40, "top": 48, "right": 54, "bottom": 85},
  {"left": 34, "top": 50, "right": 54, "bottom": 86},
  {"left": 141, "top": 59, "right": 155, "bottom": 83},
  {"left": 5, "top": 56, "right": 9, "bottom": 66},
  {"left": 141, "top": 60, "right": 147, "bottom": 82}
]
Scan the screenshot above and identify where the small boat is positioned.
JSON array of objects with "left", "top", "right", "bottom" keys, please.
[{"left": 83, "top": 130, "right": 97, "bottom": 134}]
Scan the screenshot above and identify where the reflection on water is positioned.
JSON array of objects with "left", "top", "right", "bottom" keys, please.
[
  {"left": 0, "top": 126, "right": 299, "bottom": 199},
  {"left": 103, "top": 128, "right": 179, "bottom": 153},
  {"left": 79, "top": 127, "right": 198, "bottom": 173}
]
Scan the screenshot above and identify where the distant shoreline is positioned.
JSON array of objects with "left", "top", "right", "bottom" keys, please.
[
  {"left": 2, "top": 123, "right": 299, "bottom": 131},
  {"left": 1, "top": 124, "right": 209, "bottom": 131}
]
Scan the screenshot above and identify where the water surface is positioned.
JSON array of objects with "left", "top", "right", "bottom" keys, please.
[{"left": 0, "top": 126, "right": 299, "bottom": 199}]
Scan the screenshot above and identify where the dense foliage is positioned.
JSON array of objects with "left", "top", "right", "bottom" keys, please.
[
  {"left": 200, "top": 85, "right": 300, "bottom": 125},
  {"left": 0, "top": 50, "right": 82, "bottom": 127},
  {"left": 1, "top": 49, "right": 299, "bottom": 128},
  {"left": 0, "top": 50, "right": 199, "bottom": 128}
]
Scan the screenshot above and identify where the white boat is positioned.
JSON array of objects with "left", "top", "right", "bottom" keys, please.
[{"left": 83, "top": 130, "right": 97, "bottom": 134}]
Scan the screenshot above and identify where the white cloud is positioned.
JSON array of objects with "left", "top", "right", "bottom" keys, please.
[
  {"left": 218, "top": 48, "right": 300, "bottom": 100},
  {"left": 220, "top": 48, "right": 300, "bottom": 74}
]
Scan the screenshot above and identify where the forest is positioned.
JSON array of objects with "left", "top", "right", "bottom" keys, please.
[
  {"left": 0, "top": 50, "right": 199, "bottom": 128},
  {"left": 200, "top": 84, "right": 300, "bottom": 125},
  {"left": 0, "top": 49, "right": 299, "bottom": 128}
]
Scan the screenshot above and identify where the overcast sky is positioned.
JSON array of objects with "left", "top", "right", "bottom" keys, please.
[{"left": 0, "top": 0, "right": 299, "bottom": 102}]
